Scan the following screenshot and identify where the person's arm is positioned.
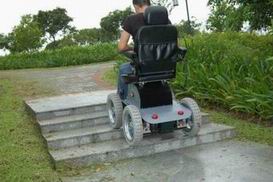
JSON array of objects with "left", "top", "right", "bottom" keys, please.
[{"left": 118, "top": 31, "right": 133, "bottom": 52}]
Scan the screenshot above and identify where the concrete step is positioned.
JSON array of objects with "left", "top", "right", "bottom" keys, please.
[
  {"left": 50, "top": 123, "right": 235, "bottom": 168},
  {"left": 201, "top": 112, "right": 209, "bottom": 124},
  {"left": 44, "top": 113, "right": 210, "bottom": 150},
  {"left": 45, "top": 125, "right": 122, "bottom": 150},
  {"left": 25, "top": 90, "right": 115, "bottom": 120},
  {"left": 25, "top": 91, "right": 211, "bottom": 124},
  {"left": 39, "top": 111, "right": 109, "bottom": 134},
  {"left": 39, "top": 111, "right": 209, "bottom": 135}
]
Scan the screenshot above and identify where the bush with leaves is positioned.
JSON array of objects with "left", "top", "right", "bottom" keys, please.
[
  {"left": 173, "top": 32, "right": 273, "bottom": 120},
  {"left": 0, "top": 43, "right": 121, "bottom": 70}
]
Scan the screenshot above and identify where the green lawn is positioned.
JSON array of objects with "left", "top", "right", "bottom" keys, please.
[
  {"left": 0, "top": 79, "right": 60, "bottom": 182},
  {"left": 206, "top": 109, "right": 273, "bottom": 145},
  {"left": 103, "top": 69, "right": 273, "bottom": 146}
]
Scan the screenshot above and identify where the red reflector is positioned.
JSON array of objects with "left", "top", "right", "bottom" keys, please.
[
  {"left": 178, "top": 111, "right": 184, "bottom": 115},
  {"left": 152, "top": 113, "right": 159, "bottom": 120}
]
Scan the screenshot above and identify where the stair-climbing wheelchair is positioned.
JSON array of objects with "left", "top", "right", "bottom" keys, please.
[{"left": 107, "top": 6, "right": 202, "bottom": 146}]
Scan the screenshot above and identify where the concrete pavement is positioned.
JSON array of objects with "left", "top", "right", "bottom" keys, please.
[{"left": 62, "top": 140, "right": 273, "bottom": 182}]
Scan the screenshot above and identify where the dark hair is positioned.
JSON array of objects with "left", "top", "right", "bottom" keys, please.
[{"left": 133, "top": 0, "right": 151, "bottom": 6}]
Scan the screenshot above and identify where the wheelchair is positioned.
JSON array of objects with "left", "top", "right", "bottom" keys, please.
[{"left": 107, "top": 6, "right": 202, "bottom": 146}]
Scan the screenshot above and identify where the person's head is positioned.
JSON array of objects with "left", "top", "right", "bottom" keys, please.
[{"left": 133, "top": 0, "right": 151, "bottom": 13}]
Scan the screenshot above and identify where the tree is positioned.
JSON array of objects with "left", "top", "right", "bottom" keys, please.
[
  {"left": 45, "top": 28, "right": 101, "bottom": 49},
  {"left": 230, "top": 0, "right": 273, "bottom": 31},
  {"left": 45, "top": 28, "right": 114, "bottom": 50},
  {"left": 8, "top": 15, "right": 44, "bottom": 53},
  {"left": 0, "top": 34, "right": 7, "bottom": 50},
  {"left": 207, "top": 0, "right": 245, "bottom": 32},
  {"left": 73, "top": 28, "right": 102, "bottom": 45},
  {"left": 177, "top": 18, "right": 201, "bottom": 36},
  {"left": 269, "top": 20, "right": 273, "bottom": 35},
  {"left": 208, "top": 0, "right": 273, "bottom": 31},
  {"left": 45, "top": 35, "right": 76, "bottom": 50},
  {"left": 100, "top": 7, "right": 133, "bottom": 41},
  {"left": 34, "top": 8, "right": 74, "bottom": 45}
]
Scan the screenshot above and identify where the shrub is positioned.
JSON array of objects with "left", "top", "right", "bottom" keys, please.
[
  {"left": 174, "top": 32, "right": 273, "bottom": 120},
  {"left": 0, "top": 43, "right": 121, "bottom": 70}
]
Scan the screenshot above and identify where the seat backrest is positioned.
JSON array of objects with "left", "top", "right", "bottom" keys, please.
[{"left": 135, "top": 6, "right": 178, "bottom": 81}]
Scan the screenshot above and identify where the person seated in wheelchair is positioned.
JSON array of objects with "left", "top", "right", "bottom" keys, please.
[
  {"left": 118, "top": 0, "right": 154, "bottom": 100},
  {"left": 107, "top": 0, "right": 201, "bottom": 146}
]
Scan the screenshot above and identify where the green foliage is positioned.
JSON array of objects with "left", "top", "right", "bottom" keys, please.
[
  {"left": 45, "top": 35, "right": 76, "bottom": 50},
  {"left": 231, "top": 0, "right": 273, "bottom": 31},
  {"left": 72, "top": 28, "right": 102, "bottom": 45},
  {"left": 176, "top": 19, "right": 201, "bottom": 37},
  {"left": 208, "top": 109, "right": 273, "bottom": 145},
  {"left": 208, "top": 0, "right": 273, "bottom": 31},
  {"left": 45, "top": 28, "right": 115, "bottom": 50},
  {"left": 34, "top": 8, "right": 74, "bottom": 43},
  {"left": 7, "top": 15, "right": 44, "bottom": 53},
  {"left": 0, "top": 34, "right": 7, "bottom": 49},
  {"left": 207, "top": 0, "right": 245, "bottom": 32},
  {"left": 100, "top": 7, "right": 133, "bottom": 41},
  {"left": 173, "top": 32, "right": 273, "bottom": 120},
  {"left": 0, "top": 43, "right": 120, "bottom": 70},
  {"left": 269, "top": 19, "right": 273, "bottom": 35}
]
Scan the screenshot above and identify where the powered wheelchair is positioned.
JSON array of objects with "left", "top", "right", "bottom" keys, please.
[{"left": 107, "top": 6, "right": 202, "bottom": 146}]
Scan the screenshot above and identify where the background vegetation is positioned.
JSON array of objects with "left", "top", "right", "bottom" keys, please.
[
  {"left": 174, "top": 32, "right": 273, "bottom": 120},
  {"left": 0, "top": 43, "right": 120, "bottom": 70}
]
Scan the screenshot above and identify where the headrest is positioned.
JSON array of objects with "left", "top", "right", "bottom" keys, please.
[{"left": 144, "top": 6, "right": 169, "bottom": 25}]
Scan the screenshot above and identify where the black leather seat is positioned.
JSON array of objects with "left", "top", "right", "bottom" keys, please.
[{"left": 122, "top": 6, "right": 186, "bottom": 83}]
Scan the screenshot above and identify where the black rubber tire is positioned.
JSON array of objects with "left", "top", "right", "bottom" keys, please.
[
  {"left": 122, "top": 105, "right": 143, "bottom": 146},
  {"left": 180, "top": 98, "right": 202, "bottom": 136},
  {"left": 107, "top": 93, "right": 123, "bottom": 129}
]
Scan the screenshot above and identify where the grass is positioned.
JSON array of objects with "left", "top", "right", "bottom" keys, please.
[
  {"left": 103, "top": 68, "right": 273, "bottom": 146},
  {"left": 207, "top": 109, "right": 273, "bottom": 145},
  {"left": 0, "top": 79, "right": 60, "bottom": 182},
  {"left": 102, "top": 68, "right": 117, "bottom": 86}
]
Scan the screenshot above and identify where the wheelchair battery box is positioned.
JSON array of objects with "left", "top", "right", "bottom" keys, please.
[{"left": 158, "top": 121, "right": 176, "bottom": 133}]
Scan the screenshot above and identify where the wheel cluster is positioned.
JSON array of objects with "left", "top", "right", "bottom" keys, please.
[
  {"left": 107, "top": 93, "right": 143, "bottom": 146},
  {"left": 107, "top": 93, "right": 201, "bottom": 146}
]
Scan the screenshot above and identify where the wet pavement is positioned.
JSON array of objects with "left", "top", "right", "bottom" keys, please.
[{"left": 63, "top": 140, "right": 273, "bottom": 182}]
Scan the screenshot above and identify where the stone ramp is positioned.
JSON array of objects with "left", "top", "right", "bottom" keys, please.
[{"left": 25, "top": 90, "right": 235, "bottom": 168}]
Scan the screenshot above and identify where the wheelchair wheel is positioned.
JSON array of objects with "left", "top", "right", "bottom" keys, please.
[
  {"left": 180, "top": 98, "right": 202, "bottom": 136},
  {"left": 122, "top": 105, "right": 143, "bottom": 146},
  {"left": 107, "top": 93, "right": 123, "bottom": 129}
]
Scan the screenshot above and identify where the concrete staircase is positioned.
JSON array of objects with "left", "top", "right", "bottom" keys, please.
[{"left": 25, "top": 90, "right": 236, "bottom": 168}]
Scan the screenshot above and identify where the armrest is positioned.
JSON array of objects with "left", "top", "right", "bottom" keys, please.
[{"left": 177, "top": 47, "right": 187, "bottom": 61}]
